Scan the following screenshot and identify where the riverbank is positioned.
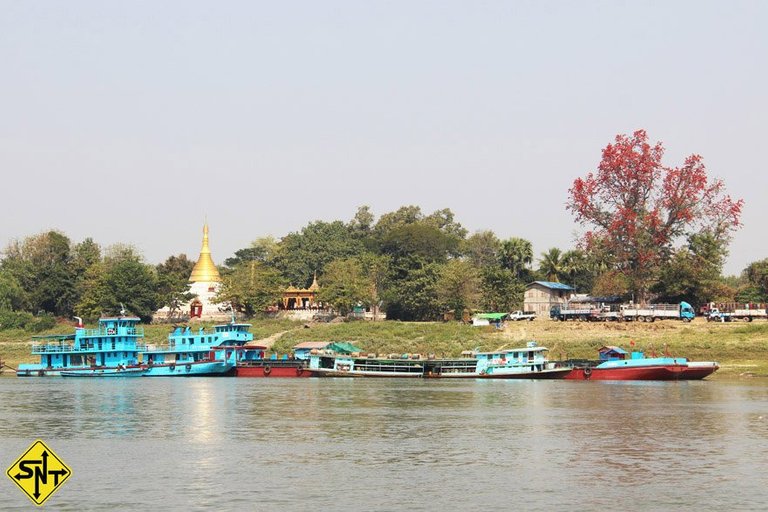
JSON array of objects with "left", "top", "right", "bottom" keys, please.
[{"left": 2, "top": 318, "right": 766, "bottom": 378}]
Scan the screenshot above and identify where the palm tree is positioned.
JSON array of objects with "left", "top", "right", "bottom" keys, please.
[
  {"left": 539, "top": 248, "right": 564, "bottom": 282},
  {"left": 498, "top": 237, "right": 533, "bottom": 280}
]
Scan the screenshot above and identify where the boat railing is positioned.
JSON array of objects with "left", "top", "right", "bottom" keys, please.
[
  {"left": 32, "top": 343, "right": 148, "bottom": 353},
  {"left": 81, "top": 327, "right": 144, "bottom": 337}
]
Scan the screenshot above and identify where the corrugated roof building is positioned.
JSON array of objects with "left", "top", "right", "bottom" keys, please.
[{"left": 523, "top": 281, "right": 575, "bottom": 318}]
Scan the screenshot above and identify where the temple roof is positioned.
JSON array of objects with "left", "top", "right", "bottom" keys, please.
[{"left": 189, "top": 223, "right": 222, "bottom": 283}]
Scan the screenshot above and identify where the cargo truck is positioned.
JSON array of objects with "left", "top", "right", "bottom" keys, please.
[
  {"left": 619, "top": 302, "right": 695, "bottom": 322},
  {"left": 704, "top": 303, "right": 767, "bottom": 322}
]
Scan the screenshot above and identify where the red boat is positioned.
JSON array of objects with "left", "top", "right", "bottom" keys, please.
[
  {"left": 233, "top": 345, "right": 310, "bottom": 377},
  {"left": 678, "top": 361, "right": 720, "bottom": 380},
  {"left": 565, "top": 364, "right": 687, "bottom": 381},
  {"left": 564, "top": 346, "right": 718, "bottom": 381}
]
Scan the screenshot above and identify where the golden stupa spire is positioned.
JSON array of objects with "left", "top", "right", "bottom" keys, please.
[
  {"left": 308, "top": 271, "right": 319, "bottom": 291},
  {"left": 189, "top": 223, "right": 222, "bottom": 283}
]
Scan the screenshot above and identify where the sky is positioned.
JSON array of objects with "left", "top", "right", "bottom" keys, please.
[{"left": 1, "top": 1, "right": 766, "bottom": 275}]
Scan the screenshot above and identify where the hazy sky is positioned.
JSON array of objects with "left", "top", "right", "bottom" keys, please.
[{"left": 1, "top": 1, "right": 765, "bottom": 275}]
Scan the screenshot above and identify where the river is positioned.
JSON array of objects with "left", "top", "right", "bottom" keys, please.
[{"left": 1, "top": 377, "right": 767, "bottom": 511}]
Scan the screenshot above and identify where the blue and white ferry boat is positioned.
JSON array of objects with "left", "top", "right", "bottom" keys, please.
[
  {"left": 140, "top": 319, "right": 255, "bottom": 376},
  {"left": 17, "top": 316, "right": 147, "bottom": 377}
]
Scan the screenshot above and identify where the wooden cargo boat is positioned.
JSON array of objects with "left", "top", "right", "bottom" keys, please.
[{"left": 307, "top": 342, "right": 570, "bottom": 379}]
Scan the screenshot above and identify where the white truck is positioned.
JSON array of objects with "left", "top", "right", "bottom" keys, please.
[
  {"left": 620, "top": 302, "right": 695, "bottom": 322},
  {"left": 508, "top": 310, "right": 536, "bottom": 321},
  {"left": 705, "top": 303, "right": 767, "bottom": 322}
]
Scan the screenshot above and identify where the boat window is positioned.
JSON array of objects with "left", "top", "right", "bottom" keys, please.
[
  {"left": 182, "top": 339, "right": 186, "bottom": 344},
  {"left": 189, "top": 338, "right": 194, "bottom": 345}
]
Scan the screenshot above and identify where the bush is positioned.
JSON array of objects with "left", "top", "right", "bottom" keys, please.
[{"left": 0, "top": 310, "right": 56, "bottom": 332}]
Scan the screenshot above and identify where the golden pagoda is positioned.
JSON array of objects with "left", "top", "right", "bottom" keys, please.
[{"left": 189, "top": 223, "right": 221, "bottom": 283}]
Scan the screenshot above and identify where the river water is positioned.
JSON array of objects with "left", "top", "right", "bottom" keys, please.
[{"left": 1, "top": 377, "right": 767, "bottom": 511}]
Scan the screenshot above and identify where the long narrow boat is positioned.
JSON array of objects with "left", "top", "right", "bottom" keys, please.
[{"left": 307, "top": 342, "right": 569, "bottom": 379}]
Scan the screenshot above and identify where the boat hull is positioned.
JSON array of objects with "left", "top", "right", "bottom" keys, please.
[
  {"left": 60, "top": 367, "right": 147, "bottom": 377},
  {"left": 235, "top": 362, "right": 311, "bottom": 377},
  {"left": 17, "top": 365, "right": 144, "bottom": 377},
  {"left": 478, "top": 367, "right": 572, "bottom": 379},
  {"left": 142, "top": 361, "right": 233, "bottom": 377},
  {"left": 564, "top": 365, "right": 687, "bottom": 380},
  {"left": 678, "top": 362, "right": 719, "bottom": 380}
]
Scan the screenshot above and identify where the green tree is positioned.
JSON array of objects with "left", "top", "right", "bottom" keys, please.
[
  {"left": 224, "top": 236, "right": 280, "bottom": 269},
  {"left": 739, "top": 258, "right": 768, "bottom": 302},
  {"left": 156, "top": 254, "right": 195, "bottom": 315},
  {"left": 273, "top": 221, "right": 365, "bottom": 286},
  {"left": 0, "top": 271, "right": 26, "bottom": 311},
  {"left": 382, "top": 261, "right": 442, "bottom": 321},
  {"left": 317, "top": 258, "right": 371, "bottom": 315},
  {"left": 479, "top": 266, "right": 523, "bottom": 312},
  {"left": 437, "top": 259, "right": 481, "bottom": 318},
  {"left": 215, "top": 262, "right": 286, "bottom": 317},
  {"left": 75, "top": 246, "right": 159, "bottom": 322},
  {"left": 1, "top": 231, "right": 76, "bottom": 316},
  {"left": 463, "top": 231, "right": 501, "bottom": 269}
]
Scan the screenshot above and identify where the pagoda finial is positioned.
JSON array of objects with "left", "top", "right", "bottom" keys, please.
[
  {"left": 189, "top": 222, "right": 221, "bottom": 283},
  {"left": 309, "top": 271, "right": 319, "bottom": 291}
]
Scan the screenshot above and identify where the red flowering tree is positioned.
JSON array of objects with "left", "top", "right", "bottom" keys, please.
[{"left": 567, "top": 130, "right": 743, "bottom": 302}]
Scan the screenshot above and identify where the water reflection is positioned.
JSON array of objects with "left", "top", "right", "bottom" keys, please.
[{"left": 1, "top": 378, "right": 767, "bottom": 511}]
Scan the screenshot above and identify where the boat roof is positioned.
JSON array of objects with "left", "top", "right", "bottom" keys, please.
[
  {"left": 214, "top": 322, "right": 252, "bottom": 328},
  {"left": 476, "top": 346, "right": 549, "bottom": 355},
  {"left": 31, "top": 334, "right": 76, "bottom": 341},
  {"left": 293, "top": 341, "right": 332, "bottom": 350},
  {"left": 100, "top": 316, "right": 141, "bottom": 321}
]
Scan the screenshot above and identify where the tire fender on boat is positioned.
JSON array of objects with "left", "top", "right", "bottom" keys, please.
[
  {"left": 185, "top": 364, "right": 191, "bottom": 372},
  {"left": 169, "top": 364, "right": 176, "bottom": 372},
  {"left": 296, "top": 367, "right": 303, "bottom": 376},
  {"left": 263, "top": 365, "right": 271, "bottom": 376},
  {"left": 583, "top": 367, "right": 592, "bottom": 379}
]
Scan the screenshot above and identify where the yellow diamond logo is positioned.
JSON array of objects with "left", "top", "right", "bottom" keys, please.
[{"left": 6, "top": 439, "right": 72, "bottom": 506}]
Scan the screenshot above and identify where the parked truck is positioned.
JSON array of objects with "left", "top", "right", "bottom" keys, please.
[
  {"left": 703, "top": 302, "right": 767, "bottom": 322},
  {"left": 508, "top": 310, "right": 536, "bottom": 321},
  {"left": 620, "top": 302, "right": 695, "bottom": 322},
  {"left": 549, "top": 304, "right": 601, "bottom": 321}
]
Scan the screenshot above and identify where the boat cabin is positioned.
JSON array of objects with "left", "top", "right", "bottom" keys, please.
[{"left": 598, "top": 346, "right": 629, "bottom": 361}]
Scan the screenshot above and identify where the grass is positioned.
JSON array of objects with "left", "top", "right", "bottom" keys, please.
[{"left": 2, "top": 317, "right": 767, "bottom": 379}]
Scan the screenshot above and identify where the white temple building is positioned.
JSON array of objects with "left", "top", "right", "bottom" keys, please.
[{"left": 154, "top": 224, "right": 229, "bottom": 322}]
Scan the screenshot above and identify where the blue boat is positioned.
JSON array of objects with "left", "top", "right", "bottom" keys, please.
[
  {"left": 307, "top": 342, "right": 570, "bottom": 379},
  {"left": 17, "top": 316, "right": 146, "bottom": 377},
  {"left": 140, "top": 319, "right": 255, "bottom": 377}
]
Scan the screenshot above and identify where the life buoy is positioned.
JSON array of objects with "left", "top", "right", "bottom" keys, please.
[
  {"left": 296, "top": 367, "right": 303, "bottom": 376},
  {"left": 185, "top": 364, "right": 192, "bottom": 371},
  {"left": 583, "top": 367, "right": 592, "bottom": 379},
  {"left": 169, "top": 364, "right": 176, "bottom": 371},
  {"left": 263, "top": 365, "right": 271, "bottom": 376}
]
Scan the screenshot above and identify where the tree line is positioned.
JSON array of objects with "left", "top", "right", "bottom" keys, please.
[{"left": 1, "top": 131, "right": 765, "bottom": 328}]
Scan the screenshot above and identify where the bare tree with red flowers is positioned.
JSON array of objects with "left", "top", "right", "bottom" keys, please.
[{"left": 567, "top": 130, "right": 743, "bottom": 302}]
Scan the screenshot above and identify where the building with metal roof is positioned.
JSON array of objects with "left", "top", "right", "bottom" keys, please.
[{"left": 523, "top": 281, "right": 575, "bottom": 318}]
